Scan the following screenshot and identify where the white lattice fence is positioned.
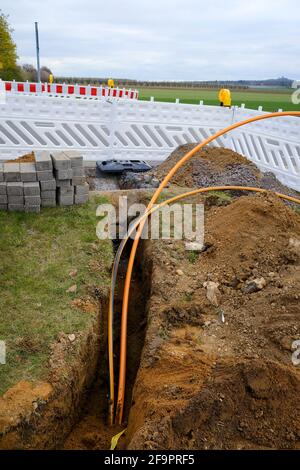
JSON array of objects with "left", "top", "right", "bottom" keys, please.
[{"left": 0, "top": 93, "right": 299, "bottom": 191}]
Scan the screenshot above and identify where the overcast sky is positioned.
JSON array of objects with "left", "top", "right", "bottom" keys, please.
[{"left": 1, "top": 0, "right": 299, "bottom": 80}]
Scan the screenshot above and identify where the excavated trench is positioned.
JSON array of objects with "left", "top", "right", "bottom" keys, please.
[{"left": 63, "top": 239, "right": 152, "bottom": 450}]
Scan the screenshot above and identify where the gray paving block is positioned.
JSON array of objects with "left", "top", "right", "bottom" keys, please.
[
  {"left": 8, "top": 195, "right": 24, "bottom": 204},
  {"left": 35, "top": 151, "right": 53, "bottom": 171},
  {"left": 37, "top": 170, "right": 54, "bottom": 182},
  {"left": 8, "top": 204, "right": 24, "bottom": 212},
  {"left": 24, "top": 182, "right": 40, "bottom": 196},
  {"left": 0, "top": 195, "right": 8, "bottom": 204},
  {"left": 20, "top": 162, "right": 37, "bottom": 182},
  {"left": 24, "top": 196, "right": 41, "bottom": 206},
  {"left": 72, "top": 176, "right": 85, "bottom": 185},
  {"left": 41, "top": 190, "right": 56, "bottom": 199},
  {"left": 41, "top": 199, "right": 56, "bottom": 208},
  {"left": 4, "top": 163, "right": 21, "bottom": 182},
  {"left": 74, "top": 194, "right": 89, "bottom": 205},
  {"left": 25, "top": 205, "right": 41, "bottom": 213},
  {"left": 63, "top": 150, "right": 83, "bottom": 168},
  {"left": 51, "top": 152, "right": 71, "bottom": 171},
  {"left": 58, "top": 195, "right": 73, "bottom": 206},
  {"left": 40, "top": 179, "right": 56, "bottom": 191},
  {"left": 56, "top": 179, "right": 71, "bottom": 188},
  {"left": 75, "top": 183, "right": 89, "bottom": 195},
  {"left": 72, "top": 167, "right": 84, "bottom": 177},
  {"left": 0, "top": 204, "right": 7, "bottom": 211},
  {"left": 0, "top": 182, "right": 6, "bottom": 195},
  {"left": 58, "top": 186, "right": 74, "bottom": 196},
  {"left": 0, "top": 162, "right": 4, "bottom": 182},
  {"left": 7, "top": 182, "right": 23, "bottom": 196},
  {"left": 54, "top": 168, "right": 73, "bottom": 180}
]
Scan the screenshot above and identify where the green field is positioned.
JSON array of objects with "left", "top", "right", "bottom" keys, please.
[{"left": 138, "top": 87, "right": 300, "bottom": 112}]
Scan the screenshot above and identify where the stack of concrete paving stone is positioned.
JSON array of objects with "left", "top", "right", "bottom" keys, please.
[
  {"left": 51, "top": 151, "right": 89, "bottom": 206},
  {"left": 35, "top": 151, "right": 56, "bottom": 208},
  {"left": 1, "top": 161, "right": 41, "bottom": 213},
  {"left": 0, "top": 150, "right": 89, "bottom": 212}
]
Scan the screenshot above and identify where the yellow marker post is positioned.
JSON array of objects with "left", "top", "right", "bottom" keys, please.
[
  {"left": 49, "top": 73, "right": 54, "bottom": 84},
  {"left": 218, "top": 88, "right": 232, "bottom": 107}
]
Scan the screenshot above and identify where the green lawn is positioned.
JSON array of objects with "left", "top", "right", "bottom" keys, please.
[
  {"left": 138, "top": 87, "right": 300, "bottom": 112},
  {"left": 0, "top": 196, "right": 113, "bottom": 394}
]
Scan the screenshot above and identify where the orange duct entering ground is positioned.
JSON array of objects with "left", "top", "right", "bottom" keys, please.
[{"left": 111, "top": 111, "right": 300, "bottom": 424}]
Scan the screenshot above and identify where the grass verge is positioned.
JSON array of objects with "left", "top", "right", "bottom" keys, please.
[{"left": 0, "top": 195, "right": 113, "bottom": 395}]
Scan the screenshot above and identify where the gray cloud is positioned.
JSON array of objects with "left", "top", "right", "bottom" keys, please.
[{"left": 2, "top": 0, "right": 300, "bottom": 79}]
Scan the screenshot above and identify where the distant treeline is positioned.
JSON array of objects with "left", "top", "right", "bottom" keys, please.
[{"left": 54, "top": 76, "right": 293, "bottom": 89}]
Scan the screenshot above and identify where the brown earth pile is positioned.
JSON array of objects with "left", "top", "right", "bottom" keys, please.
[
  {"left": 5, "top": 152, "right": 35, "bottom": 163},
  {"left": 126, "top": 193, "right": 300, "bottom": 450},
  {"left": 150, "top": 144, "right": 299, "bottom": 198}
]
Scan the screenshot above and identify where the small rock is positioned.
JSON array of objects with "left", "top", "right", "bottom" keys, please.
[
  {"left": 242, "top": 277, "right": 266, "bottom": 294},
  {"left": 280, "top": 336, "right": 292, "bottom": 351},
  {"left": 67, "top": 284, "right": 77, "bottom": 293},
  {"left": 176, "top": 269, "right": 184, "bottom": 276},
  {"left": 69, "top": 269, "right": 78, "bottom": 278},
  {"left": 289, "top": 238, "right": 300, "bottom": 251},
  {"left": 68, "top": 334, "right": 76, "bottom": 342},
  {"left": 152, "top": 178, "right": 160, "bottom": 188},
  {"left": 203, "top": 281, "right": 221, "bottom": 307},
  {"left": 219, "top": 310, "right": 225, "bottom": 323}
]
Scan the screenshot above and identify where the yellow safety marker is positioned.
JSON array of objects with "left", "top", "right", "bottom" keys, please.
[{"left": 218, "top": 88, "right": 231, "bottom": 107}]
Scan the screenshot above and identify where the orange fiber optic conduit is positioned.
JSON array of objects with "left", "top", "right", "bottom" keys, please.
[{"left": 111, "top": 111, "right": 300, "bottom": 424}]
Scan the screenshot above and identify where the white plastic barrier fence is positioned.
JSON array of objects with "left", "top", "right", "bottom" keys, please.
[
  {"left": 0, "top": 93, "right": 299, "bottom": 191},
  {"left": 1, "top": 80, "right": 139, "bottom": 100}
]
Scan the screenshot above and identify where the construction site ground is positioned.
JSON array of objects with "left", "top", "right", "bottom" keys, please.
[{"left": 0, "top": 146, "right": 299, "bottom": 450}]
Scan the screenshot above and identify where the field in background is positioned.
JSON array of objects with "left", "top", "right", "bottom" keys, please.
[{"left": 138, "top": 87, "right": 300, "bottom": 112}]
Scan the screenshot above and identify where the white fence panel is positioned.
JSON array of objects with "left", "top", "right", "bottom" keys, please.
[{"left": 0, "top": 94, "right": 299, "bottom": 191}]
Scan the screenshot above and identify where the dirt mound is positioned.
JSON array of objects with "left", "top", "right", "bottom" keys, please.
[
  {"left": 5, "top": 151, "right": 36, "bottom": 163},
  {"left": 201, "top": 194, "right": 300, "bottom": 284},
  {"left": 154, "top": 145, "right": 258, "bottom": 186},
  {"left": 126, "top": 194, "right": 300, "bottom": 450},
  {"left": 133, "top": 144, "right": 298, "bottom": 198}
]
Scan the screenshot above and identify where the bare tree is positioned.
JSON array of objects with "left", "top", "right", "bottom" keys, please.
[
  {"left": 40, "top": 66, "right": 52, "bottom": 82},
  {"left": 21, "top": 63, "right": 37, "bottom": 82}
]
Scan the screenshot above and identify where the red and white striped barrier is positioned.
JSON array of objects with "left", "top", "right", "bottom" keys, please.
[{"left": 1, "top": 80, "right": 139, "bottom": 100}]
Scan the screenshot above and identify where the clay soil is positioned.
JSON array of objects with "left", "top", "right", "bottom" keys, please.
[
  {"left": 125, "top": 193, "right": 300, "bottom": 449},
  {"left": 63, "top": 243, "right": 149, "bottom": 450},
  {"left": 61, "top": 192, "right": 300, "bottom": 451}
]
